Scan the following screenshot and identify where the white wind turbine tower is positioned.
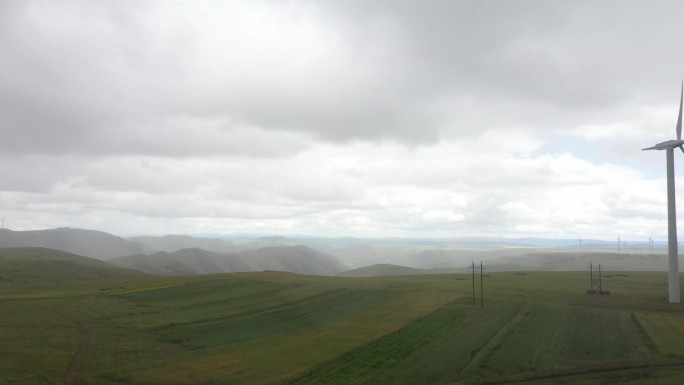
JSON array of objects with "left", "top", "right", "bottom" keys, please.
[{"left": 643, "top": 82, "right": 684, "bottom": 304}]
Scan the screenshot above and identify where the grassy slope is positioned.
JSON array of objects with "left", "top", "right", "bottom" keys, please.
[
  {"left": 2, "top": 271, "right": 684, "bottom": 385},
  {"left": 0, "top": 247, "right": 146, "bottom": 286}
]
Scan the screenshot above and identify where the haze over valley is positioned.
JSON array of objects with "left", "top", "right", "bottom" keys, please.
[{"left": 0, "top": 227, "right": 675, "bottom": 279}]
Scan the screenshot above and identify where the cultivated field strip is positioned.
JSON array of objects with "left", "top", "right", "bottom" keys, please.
[
  {"left": 287, "top": 301, "right": 468, "bottom": 385},
  {"left": 634, "top": 312, "right": 684, "bottom": 357},
  {"left": 478, "top": 304, "right": 661, "bottom": 381},
  {"left": 121, "top": 278, "right": 456, "bottom": 385},
  {"left": 4, "top": 271, "right": 684, "bottom": 385}
]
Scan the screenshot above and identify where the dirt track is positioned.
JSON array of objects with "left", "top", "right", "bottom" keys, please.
[{"left": 52, "top": 304, "right": 92, "bottom": 385}]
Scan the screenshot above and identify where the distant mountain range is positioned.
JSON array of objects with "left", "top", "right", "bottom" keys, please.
[
  {"left": 0, "top": 228, "right": 149, "bottom": 260},
  {"left": 0, "top": 227, "right": 672, "bottom": 278},
  {"left": 109, "top": 245, "right": 347, "bottom": 276},
  {"left": 128, "top": 234, "right": 241, "bottom": 254},
  {"left": 0, "top": 228, "right": 246, "bottom": 259},
  {"left": 0, "top": 228, "right": 348, "bottom": 277}
]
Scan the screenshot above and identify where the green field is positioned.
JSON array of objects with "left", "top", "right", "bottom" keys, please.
[{"left": 2, "top": 266, "right": 684, "bottom": 384}]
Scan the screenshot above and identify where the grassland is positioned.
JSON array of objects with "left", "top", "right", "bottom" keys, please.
[
  {"left": 0, "top": 247, "right": 146, "bottom": 285},
  {"left": 2, "top": 266, "right": 684, "bottom": 384}
]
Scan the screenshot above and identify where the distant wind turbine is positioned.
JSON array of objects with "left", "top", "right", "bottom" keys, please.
[
  {"left": 642, "top": 82, "right": 684, "bottom": 304},
  {"left": 649, "top": 235, "right": 654, "bottom": 255},
  {"left": 617, "top": 235, "right": 621, "bottom": 253}
]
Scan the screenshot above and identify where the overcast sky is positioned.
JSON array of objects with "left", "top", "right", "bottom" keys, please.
[{"left": 2, "top": 0, "right": 684, "bottom": 240}]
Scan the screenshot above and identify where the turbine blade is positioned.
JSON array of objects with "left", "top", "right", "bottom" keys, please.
[
  {"left": 680, "top": 145, "right": 684, "bottom": 155},
  {"left": 678, "top": 80, "right": 683, "bottom": 140},
  {"left": 643, "top": 146, "right": 659, "bottom": 150}
]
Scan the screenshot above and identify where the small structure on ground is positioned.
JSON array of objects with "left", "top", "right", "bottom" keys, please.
[{"left": 586, "top": 263, "right": 611, "bottom": 295}]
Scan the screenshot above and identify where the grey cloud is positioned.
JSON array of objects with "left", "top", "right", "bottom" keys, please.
[
  {"left": 0, "top": 155, "right": 83, "bottom": 193},
  {"left": 2, "top": 0, "right": 683, "bottom": 239},
  {"left": 5, "top": 0, "right": 684, "bottom": 156},
  {"left": 331, "top": 1, "right": 683, "bottom": 101},
  {"left": 6, "top": 0, "right": 684, "bottom": 160}
]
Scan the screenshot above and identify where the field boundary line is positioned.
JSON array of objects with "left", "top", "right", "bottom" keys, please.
[
  {"left": 493, "top": 362, "right": 684, "bottom": 385},
  {"left": 630, "top": 312, "right": 661, "bottom": 355},
  {"left": 461, "top": 302, "right": 532, "bottom": 374},
  {"left": 286, "top": 298, "right": 462, "bottom": 385},
  {"left": 145, "top": 288, "right": 350, "bottom": 330}
]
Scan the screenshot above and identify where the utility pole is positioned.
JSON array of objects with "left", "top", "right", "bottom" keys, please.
[
  {"left": 599, "top": 263, "right": 602, "bottom": 293},
  {"left": 480, "top": 261, "right": 484, "bottom": 309},
  {"left": 471, "top": 261, "right": 485, "bottom": 309},
  {"left": 590, "top": 263, "right": 593, "bottom": 290},
  {"left": 471, "top": 261, "right": 475, "bottom": 307}
]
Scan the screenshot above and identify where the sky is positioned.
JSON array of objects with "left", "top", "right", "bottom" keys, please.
[{"left": 2, "top": 0, "right": 684, "bottom": 240}]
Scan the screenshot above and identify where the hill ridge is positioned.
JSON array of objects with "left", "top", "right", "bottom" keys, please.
[
  {"left": 0, "top": 246, "right": 146, "bottom": 284},
  {"left": 110, "top": 244, "right": 347, "bottom": 276}
]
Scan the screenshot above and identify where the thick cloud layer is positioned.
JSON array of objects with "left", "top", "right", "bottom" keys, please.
[{"left": 1, "top": 0, "right": 682, "bottom": 239}]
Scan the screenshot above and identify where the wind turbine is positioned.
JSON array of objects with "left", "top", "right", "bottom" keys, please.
[{"left": 643, "top": 82, "right": 684, "bottom": 304}]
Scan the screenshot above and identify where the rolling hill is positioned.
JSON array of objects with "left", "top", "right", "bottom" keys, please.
[
  {"left": 110, "top": 245, "right": 348, "bottom": 276},
  {"left": 337, "top": 263, "right": 430, "bottom": 277},
  {"left": 0, "top": 247, "right": 146, "bottom": 284},
  {"left": 489, "top": 251, "right": 670, "bottom": 272},
  {"left": 337, "top": 251, "right": 672, "bottom": 277},
  {"left": 0, "top": 227, "right": 150, "bottom": 260},
  {"left": 128, "top": 234, "right": 242, "bottom": 253},
  {"left": 0, "top": 228, "right": 671, "bottom": 277}
]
